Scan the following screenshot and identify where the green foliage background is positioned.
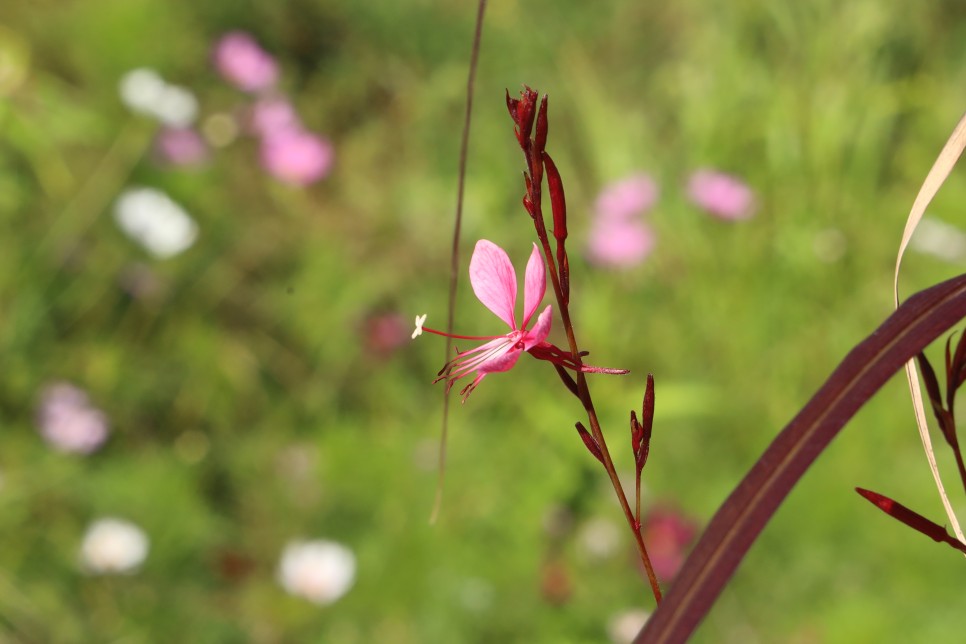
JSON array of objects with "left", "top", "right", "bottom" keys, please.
[{"left": 2, "top": 0, "right": 966, "bottom": 641}]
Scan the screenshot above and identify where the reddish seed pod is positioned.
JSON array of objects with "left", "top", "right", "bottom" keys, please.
[
  {"left": 534, "top": 95, "right": 548, "bottom": 153},
  {"left": 505, "top": 89, "right": 519, "bottom": 119},
  {"left": 543, "top": 152, "right": 568, "bottom": 242},
  {"left": 516, "top": 87, "right": 538, "bottom": 143},
  {"left": 576, "top": 422, "right": 605, "bottom": 465},
  {"left": 631, "top": 410, "right": 643, "bottom": 455}
]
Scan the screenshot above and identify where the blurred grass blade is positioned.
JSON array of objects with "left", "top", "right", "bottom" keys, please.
[
  {"left": 637, "top": 272, "right": 966, "bottom": 643},
  {"left": 892, "top": 110, "right": 966, "bottom": 544}
]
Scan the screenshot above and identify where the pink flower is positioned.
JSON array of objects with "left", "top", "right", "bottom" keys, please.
[
  {"left": 595, "top": 173, "right": 659, "bottom": 220},
  {"left": 641, "top": 506, "right": 698, "bottom": 582},
  {"left": 587, "top": 219, "right": 656, "bottom": 269},
  {"left": 250, "top": 96, "right": 301, "bottom": 138},
  {"left": 414, "top": 240, "right": 627, "bottom": 400},
  {"left": 686, "top": 169, "right": 756, "bottom": 221},
  {"left": 155, "top": 127, "right": 209, "bottom": 166},
  {"left": 362, "top": 312, "right": 410, "bottom": 357},
  {"left": 213, "top": 31, "right": 278, "bottom": 93},
  {"left": 260, "top": 129, "right": 334, "bottom": 186},
  {"left": 433, "top": 240, "right": 552, "bottom": 399},
  {"left": 36, "top": 382, "right": 109, "bottom": 454}
]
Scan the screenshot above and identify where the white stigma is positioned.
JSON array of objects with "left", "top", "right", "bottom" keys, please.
[{"left": 412, "top": 314, "right": 427, "bottom": 339}]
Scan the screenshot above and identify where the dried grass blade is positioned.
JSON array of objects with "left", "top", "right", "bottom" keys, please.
[{"left": 893, "top": 110, "right": 966, "bottom": 544}]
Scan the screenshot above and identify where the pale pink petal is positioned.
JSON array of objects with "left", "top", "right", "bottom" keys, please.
[
  {"left": 522, "top": 243, "right": 546, "bottom": 327},
  {"left": 477, "top": 344, "right": 522, "bottom": 374},
  {"left": 469, "top": 240, "right": 517, "bottom": 328},
  {"left": 522, "top": 305, "right": 552, "bottom": 350}
]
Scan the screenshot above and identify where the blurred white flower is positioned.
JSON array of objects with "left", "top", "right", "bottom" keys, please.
[
  {"left": 114, "top": 187, "right": 198, "bottom": 259},
  {"left": 80, "top": 518, "right": 149, "bottom": 575},
  {"left": 119, "top": 68, "right": 167, "bottom": 115},
  {"left": 153, "top": 84, "right": 199, "bottom": 127},
  {"left": 910, "top": 217, "right": 966, "bottom": 263},
  {"left": 36, "top": 382, "right": 109, "bottom": 454},
  {"left": 277, "top": 539, "right": 356, "bottom": 606},
  {"left": 608, "top": 608, "right": 651, "bottom": 644},
  {"left": 576, "top": 516, "right": 622, "bottom": 560},
  {"left": 118, "top": 68, "right": 199, "bottom": 126}
]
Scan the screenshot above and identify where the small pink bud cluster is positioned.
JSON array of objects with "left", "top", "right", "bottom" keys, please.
[{"left": 213, "top": 32, "right": 334, "bottom": 186}]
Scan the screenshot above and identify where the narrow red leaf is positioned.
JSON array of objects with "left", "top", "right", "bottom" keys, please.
[
  {"left": 856, "top": 487, "right": 966, "bottom": 553},
  {"left": 916, "top": 352, "right": 948, "bottom": 425},
  {"left": 553, "top": 363, "right": 580, "bottom": 398},
  {"left": 576, "top": 422, "right": 605, "bottom": 465}
]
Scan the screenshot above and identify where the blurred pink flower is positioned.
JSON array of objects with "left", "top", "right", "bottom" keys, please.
[
  {"left": 251, "top": 96, "right": 301, "bottom": 138},
  {"left": 363, "top": 312, "right": 410, "bottom": 357},
  {"left": 155, "top": 127, "right": 209, "bottom": 166},
  {"left": 595, "top": 173, "right": 659, "bottom": 220},
  {"left": 213, "top": 31, "right": 278, "bottom": 93},
  {"left": 36, "top": 382, "right": 109, "bottom": 454},
  {"left": 587, "top": 219, "right": 656, "bottom": 269},
  {"left": 260, "top": 129, "right": 334, "bottom": 186},
  {"left": 641, "top": 506, "right": 698, "bottom": 582},
  {"left": 687, "top": 168, "right": 756, "bottom": 221}
]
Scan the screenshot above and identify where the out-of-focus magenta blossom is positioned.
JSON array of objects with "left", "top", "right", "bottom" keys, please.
[
  {"left": 155, "top": 127, "right": 209, "bottom": 166},
  {"left": 363, "top": 312, "right": 410, "bottom": 357},
  {"left": 414, "top": 240, "right": 627, "bottom": 400},
  {"left": 595, "top": 173, "right": 659, "bottom": 220},
  {"left": 36, "top": 382, "right": 109, "bottom": 454},
  {"left": 686, "top": 168, "right": 756, "bottom": 221},
  {"left": 641, "top": 506, "right": 698, "bottom": 582},
  {"left": 587, "top": 219, "right": 656, "bottom": 269},
  {"left": 260, "top": 129, "right": 334, "bottom": 186},
  {"left": 251, "top": 96, "right": 301, "bottom": 138},
  {"left": 586, "top": 172, "right": 659, "bottom": 269},
  {"left": 213, "top": 31, "right": 278, "bottom": 93}
]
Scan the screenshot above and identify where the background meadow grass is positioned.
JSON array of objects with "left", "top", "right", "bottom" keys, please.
[{"left": 2, "top": 0, "right": 966, "bottom": 641}]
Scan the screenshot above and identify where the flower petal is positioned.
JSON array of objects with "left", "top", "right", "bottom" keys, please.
[
  {"left": 522, "top": 243, "right": 546, "bottom": 327},
  {"left": 523, "top": 305, "right": 552, "bottom": 350},
  {"left": 469, "top": 240, "right": 517, "bottom": 328},
  {"left": 478, "top": 343, "right": 522, "bottom": 374}
]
